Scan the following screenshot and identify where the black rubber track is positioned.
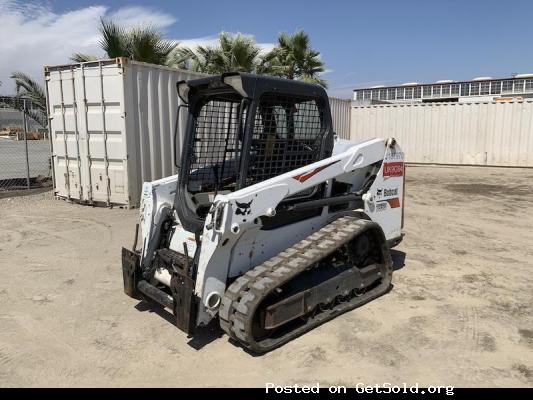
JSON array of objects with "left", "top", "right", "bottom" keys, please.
[{"left": 219, "top": 216, "right": 393, "bottom": 353}]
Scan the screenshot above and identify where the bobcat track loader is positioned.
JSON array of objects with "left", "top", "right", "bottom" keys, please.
[{"left": 121, "top": 73, "right": 405, "bottom": 353}]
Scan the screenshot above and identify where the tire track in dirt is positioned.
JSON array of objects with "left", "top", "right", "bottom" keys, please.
[
  {"left": 457, "top": 307, "right": 498, "bottom": 353},
  {"left": 0, "top": 229, "right": 23, "bottom": 255},
  {"left": 0, "top": 346, "right": 15, "bottom": 367}
]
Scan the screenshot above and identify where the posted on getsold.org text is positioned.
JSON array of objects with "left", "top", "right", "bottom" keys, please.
[{"left": 265, "top": 382, "right": 455, "bottom": 396}]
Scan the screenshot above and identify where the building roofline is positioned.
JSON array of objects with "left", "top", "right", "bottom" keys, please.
[{"left": 353, "top": 76, "right": 532, "bottom": 92}]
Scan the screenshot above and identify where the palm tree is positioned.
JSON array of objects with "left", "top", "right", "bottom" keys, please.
[
  {"left": 71, "top": 19, "right": 177, "bottom": 65},
  {"left": 173, "top": 30, "right": 327, "bottom": 88},
  {"left": 70, "top": 53, "right": 98, "bottom": 63},
  {"left": 10, "top": 72, "right": 47, "bottom": 128},
  {"left": 265, "top": 30, "right": 327, "bottom": 87},
  {"left": 169, "top": 46, "right": 216, "bottom": 73},
  {"left": 169, "top": 33, "right": 261, "bottom": 74}
]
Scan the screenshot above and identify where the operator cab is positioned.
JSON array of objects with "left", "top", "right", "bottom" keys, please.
[{"left": 175, "top": 73, "right": 334, "bottom": 233}]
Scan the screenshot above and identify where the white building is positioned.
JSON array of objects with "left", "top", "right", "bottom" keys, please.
[{"left": 353, "top": 74, "right": 533, "bottom": 104}]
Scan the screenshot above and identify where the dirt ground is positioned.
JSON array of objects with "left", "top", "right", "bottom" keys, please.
[{"left": 0, "top": 165, "right": 532, "bottom": 388}]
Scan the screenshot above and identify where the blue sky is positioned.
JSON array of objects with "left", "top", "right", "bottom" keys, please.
[{"left": 1, "top": 0, "right": 533, "bottom": 98}]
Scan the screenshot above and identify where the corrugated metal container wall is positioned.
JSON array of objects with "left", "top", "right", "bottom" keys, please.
[
  {"left": 350, "top": 101, "right": 533, "bottom": 167},
  {"left": 328, "top": 97, "right": 351, "bottom": 139},
  {"left": 45, "top": 58, "right": 203, "bottom": 207}
]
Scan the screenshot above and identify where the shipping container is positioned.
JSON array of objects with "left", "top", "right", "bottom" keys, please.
[
  {"left": 45, "top": 58, "right": 204, "bottom": 207},
  {"left": 328, "top": 97, "right": 351, "bottom": 139},
  {"left": 350, "top": 100, "right": 533, "bottom": 167}
]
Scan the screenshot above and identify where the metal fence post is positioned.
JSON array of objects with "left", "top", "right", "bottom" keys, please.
[{"left": 22, "top": 99, "right": 31, "bottom": 189}]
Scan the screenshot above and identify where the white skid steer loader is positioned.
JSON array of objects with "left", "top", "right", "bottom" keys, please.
[{"left": 121, "top": 73, "right": 405, "bottom": 353}]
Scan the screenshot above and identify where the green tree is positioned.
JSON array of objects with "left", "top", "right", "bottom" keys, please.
[
  {"left": 169, "top": 46, "right": 217, "bottom": 73},
  {"left": 265, "top": 30, "right": 327, "bottom": 87},
  {"left": 71, "top": 19, "right": 177, "bottom": 65},
  {"left": 173, "top": 30, "right": 327, "bottom": 87},
  {"left": 169, "top": 33, "right": 261, "bottom": 74},
  {"left": 10, "top": 72, "right": 47, "bottom": 128}
]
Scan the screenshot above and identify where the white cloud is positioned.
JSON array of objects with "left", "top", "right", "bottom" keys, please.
[
  {"left": 177, "top": 35, "right": 220, "bottom": 49},
  {"left": 0, "top": 1, "right": 176, "bottom": 94},
  {"left": 257, "top": 42, "right": 276, "bottom": 54},
  {"left": 0, "top": 1, "right": 277, "bottom": 95},
  {"left": 108, "top": 6, "right": 177, "bottom": 29}
]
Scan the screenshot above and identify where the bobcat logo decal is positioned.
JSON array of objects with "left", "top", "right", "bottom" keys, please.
[{"left": 235, "top": 199, "right": 253, "bottom": 216}]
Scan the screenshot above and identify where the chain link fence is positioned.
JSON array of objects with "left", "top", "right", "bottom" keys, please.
[{"left": 0, "top": 96, "right": 52, "bottom": 195}]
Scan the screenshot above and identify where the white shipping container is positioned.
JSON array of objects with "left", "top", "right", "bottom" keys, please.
[
  {"left": 350, "top": 100, "right": 533, "bottom": 167},
  {"left": 328, "top": 97, "right": 351, "bottom": 139},
  {"left": 45, "top": 58, "right": 204, "bottom": 207}
]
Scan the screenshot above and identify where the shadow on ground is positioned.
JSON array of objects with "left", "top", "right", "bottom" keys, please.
[
  {"left": 134, "top": 300, "right": 223, "bottom": 350},
  {"left": 0, "top": 185, "right": 52, "bottom": 199}
]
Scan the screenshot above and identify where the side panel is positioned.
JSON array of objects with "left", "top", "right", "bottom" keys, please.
[
  {"left": 123, "top": 62, "right": 205, "bottom": 205},
  {"left": 125, "top": 63, "right": 203, "bottom": 191},
  {"left": 364, "top": 143, "right": 405, "bottom": 240},
  {"left": 228, "top": 213, "right": 331, "bottom": 277}
]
